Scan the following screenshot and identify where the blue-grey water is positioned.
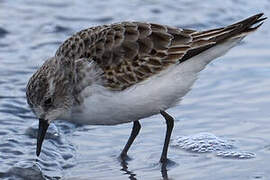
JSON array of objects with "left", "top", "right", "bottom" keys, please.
[{"left": 0, "top": 0, "right": 270, "bottom": 179}]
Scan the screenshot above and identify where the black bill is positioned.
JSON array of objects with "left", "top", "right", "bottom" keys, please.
[{"left": 36, "top": 119, "right": 49, "bottom": 156}]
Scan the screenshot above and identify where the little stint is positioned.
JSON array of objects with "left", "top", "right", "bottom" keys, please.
[{"left": 26, "top": 13, "right": 266, "bottom": 163}]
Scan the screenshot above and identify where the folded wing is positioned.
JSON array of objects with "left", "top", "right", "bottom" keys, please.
[{"left": 55, "top": 13, "right": 266, "bottom": 91}]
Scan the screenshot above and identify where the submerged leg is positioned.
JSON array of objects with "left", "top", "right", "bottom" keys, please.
[
  {"left": 160, "top": 110, "right": 174, "bottom": 163},
  {"left": 120, "top": 120, "right": 141, "bottom": 159}
]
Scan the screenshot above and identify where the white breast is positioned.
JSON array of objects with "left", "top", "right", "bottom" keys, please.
[{"left": 69, "top": 37, "right": 243, "bottom": 125}]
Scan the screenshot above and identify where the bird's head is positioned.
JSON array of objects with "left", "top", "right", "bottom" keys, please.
[{"left": 26, "top": 57, "right": 75, "bottom": 156}]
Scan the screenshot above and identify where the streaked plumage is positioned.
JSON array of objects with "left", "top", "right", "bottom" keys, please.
[
  {"left": 26, "top": 13, "right": 266, "bottom": 161},
  {"left": 55, "top": 13, "right": 265, "bottom": 92}
]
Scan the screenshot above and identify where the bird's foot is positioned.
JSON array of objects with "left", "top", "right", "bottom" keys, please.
[
  {"left": 159, "top": 156, "right": 168, "bottom": 164},
  {"left": 159, "top": 157, "right": 177, "bottom": 167},
  {"left": 119, "top": 152, "right": 132, "bottom": 162}
]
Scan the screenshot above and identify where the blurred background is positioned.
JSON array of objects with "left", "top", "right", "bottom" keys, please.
[{"left": 0, "top": 0, "right": 270, "bottom": 179}]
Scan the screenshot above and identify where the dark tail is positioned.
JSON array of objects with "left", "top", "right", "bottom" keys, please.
[
  {"left": 192, "top": 13, "right": 267, "bottom": 42},
  {"left": 181, "top": 13, "right": 267, "bottom": 61}
]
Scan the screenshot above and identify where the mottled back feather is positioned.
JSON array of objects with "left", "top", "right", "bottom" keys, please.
[{"left": 55, "top": 13, "right": 265, "bottom": 91}]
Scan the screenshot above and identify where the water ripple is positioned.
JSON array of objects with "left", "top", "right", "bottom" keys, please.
[
  {"left": 172, "top": 133, "right": 255, "bottom": 159},
  {"left": 0, "top": 0, "right": 270, "bottom": 179}
]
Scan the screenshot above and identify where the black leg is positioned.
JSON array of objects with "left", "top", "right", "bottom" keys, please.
[
  {"left": 159, "top": 110, "right": 174, "bottom": 163},
  {"left": 120, "top": 120, "right": 141, "bottom": 159}
]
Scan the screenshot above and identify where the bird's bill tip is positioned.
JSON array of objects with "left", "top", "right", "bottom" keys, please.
[{"left": 36, "top": 119, "right": 49, "bottom": 156}]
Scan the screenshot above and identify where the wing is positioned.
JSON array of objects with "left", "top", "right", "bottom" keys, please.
[
  {"left": 55, "top": 13, "right": 266, "bottom": 90},
  {"left": 56, "top": 22, "right": 194, "bottom": 90}
]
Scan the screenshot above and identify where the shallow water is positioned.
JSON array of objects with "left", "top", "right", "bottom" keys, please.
[{"left": 0, "top": 0, "right": 270, "bottom": 179}]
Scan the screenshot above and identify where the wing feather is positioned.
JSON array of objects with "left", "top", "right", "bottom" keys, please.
[{"left": 55, "top": 13, "right": 266, "bottom": 91}]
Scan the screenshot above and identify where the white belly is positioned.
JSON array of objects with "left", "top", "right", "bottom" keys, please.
[
  {"left": 69, "top": 38, "right": 243, "bottom": 125},
  {"left": 71, "top": 66, "right": 196, "bottom": 125}
]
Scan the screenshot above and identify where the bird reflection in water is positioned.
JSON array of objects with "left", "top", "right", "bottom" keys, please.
[
  {"left": 120, "top": 158, "right": 137, "bottom": 180},
  {"left": 119, "top": 158, "right": 171, "bottom": 180}
]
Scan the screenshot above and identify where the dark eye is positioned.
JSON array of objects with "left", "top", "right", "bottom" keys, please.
[{"left": 44, "top": 97, "right": 53, "bottom": 106}]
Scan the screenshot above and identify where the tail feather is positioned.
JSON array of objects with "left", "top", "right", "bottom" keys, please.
[
  {"left": 181, "top": 13, "right": 267, "bottom": 62},
  {"left": 193, "top": 13, "right": 267, "bottom": 42}
]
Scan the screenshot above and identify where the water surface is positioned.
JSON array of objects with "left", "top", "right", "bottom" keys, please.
[{"left": 0, "top": 0, "right": 270, "bottom": 179}]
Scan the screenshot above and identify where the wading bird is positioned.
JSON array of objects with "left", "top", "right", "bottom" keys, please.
[{"left": 26, "top": 13, "right": 266, "bottom": 163}]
